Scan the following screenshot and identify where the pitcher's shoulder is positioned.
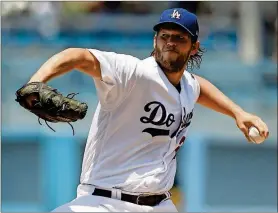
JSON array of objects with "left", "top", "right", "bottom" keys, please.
[
  {"left": 183, "top": 70, "right": 196, "bottom": 80},
  {"left": 183, "top": 71, "right": 200, "bottom": 86}
]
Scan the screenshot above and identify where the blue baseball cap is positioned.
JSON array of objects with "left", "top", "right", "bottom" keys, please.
[{"left": 153, "top": 8, "right": 199, "bottom": 42}]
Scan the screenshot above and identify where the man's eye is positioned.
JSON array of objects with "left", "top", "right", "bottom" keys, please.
[{"left": 175, "top": 35, "right": 185, "bottom": 40}]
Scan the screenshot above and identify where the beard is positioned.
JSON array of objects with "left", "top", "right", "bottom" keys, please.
[{"left": 154, "top": 46, "right": 190, "bottom": 73}]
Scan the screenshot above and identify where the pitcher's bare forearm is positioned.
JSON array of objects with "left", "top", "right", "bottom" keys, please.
[
  {"left": 194, "top": 74, "right": 245, "bottom": 119},
  {"left": 29, "top": 48, "right": 101, "bottom": 83}
]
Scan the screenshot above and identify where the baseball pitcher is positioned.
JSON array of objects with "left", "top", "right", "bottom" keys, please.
[{"left": 16, "top": 8, "right": 269, "bottom": 212}]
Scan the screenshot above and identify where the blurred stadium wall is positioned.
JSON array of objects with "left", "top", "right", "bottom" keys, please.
[{"left": 1, "top": 1, "right": 277, "bottom": 212}]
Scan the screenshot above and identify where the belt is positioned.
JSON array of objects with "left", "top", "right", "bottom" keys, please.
[{"left": 92, "top": 188, "right": 170, "bottom": 206}]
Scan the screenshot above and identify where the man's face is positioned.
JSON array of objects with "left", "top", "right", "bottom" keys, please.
[{"left": 154, "top": 25, "right": 194, "bottom": 73}]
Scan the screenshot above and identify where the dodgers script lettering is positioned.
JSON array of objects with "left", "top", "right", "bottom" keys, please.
[{"left": 140, "top": 101, "right": 175, "bottom": 137}]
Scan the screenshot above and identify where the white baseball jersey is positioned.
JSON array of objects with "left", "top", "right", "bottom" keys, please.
[{"left": 78, "top": 49, "right": 200, "bottom": 195}]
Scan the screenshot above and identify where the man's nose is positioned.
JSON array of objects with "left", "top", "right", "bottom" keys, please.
[
  {"left": 166, "top": 37, "right": 177, "bottom": 47},
  {"left": 166, "top": 41, "right": 176, "bottom": 48}
]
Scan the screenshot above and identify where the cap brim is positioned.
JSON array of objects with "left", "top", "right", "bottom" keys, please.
[{"left": 153, "top": 21, "right": 195, "bottom": 37}]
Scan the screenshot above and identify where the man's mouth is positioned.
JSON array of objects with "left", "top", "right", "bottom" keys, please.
[{"left": 164, "top": 50, "right": 178, "bottom": 53}]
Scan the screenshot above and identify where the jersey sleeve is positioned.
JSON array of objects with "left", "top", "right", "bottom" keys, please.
[
  {"left": 87, "top": 49, "right": 140, "bottom": 110},
  {"left": 187, "top": 73, "right": 200, "bottom": 103},
  {"left": 193, "top": 75, "right": 200, "bottom": 102}
]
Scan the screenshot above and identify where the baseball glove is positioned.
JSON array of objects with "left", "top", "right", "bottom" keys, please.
[{"left": 15, "top": 82, "right": 88, "bottom": 135}]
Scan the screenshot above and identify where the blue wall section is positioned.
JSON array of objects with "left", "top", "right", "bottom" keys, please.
[{"left": 179, "top": 136, "right": 277, "bottom": 212}]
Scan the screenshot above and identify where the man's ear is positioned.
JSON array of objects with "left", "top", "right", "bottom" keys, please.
[{"left": 190, "top": 41, "right": 200, "bottom": 56}]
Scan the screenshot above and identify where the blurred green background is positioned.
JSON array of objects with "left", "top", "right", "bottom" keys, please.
[{"left": 1, "top": 1, "right": 277, "bottom": 212}]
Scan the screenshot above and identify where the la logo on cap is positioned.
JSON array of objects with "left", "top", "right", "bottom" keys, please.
[{"left": 171, "top": 9, "right": 181, "bottom": 19}]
